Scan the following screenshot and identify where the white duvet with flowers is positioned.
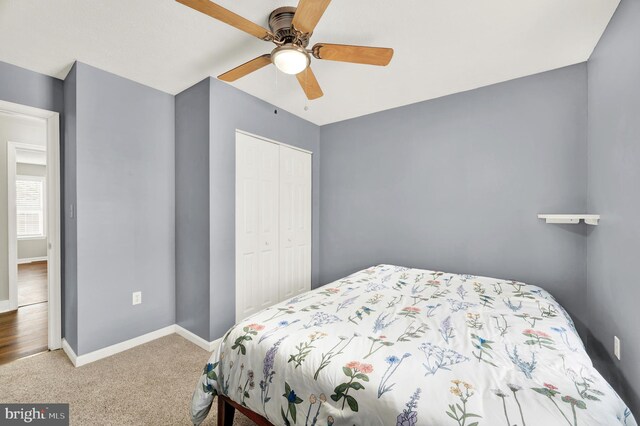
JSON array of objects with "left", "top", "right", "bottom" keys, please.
[{"left": 191, "top": 265, "right": 636, "bottom": 426}]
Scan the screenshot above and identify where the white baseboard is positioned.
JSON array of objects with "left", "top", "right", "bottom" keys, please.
[
  {"left": 61, "top": 338, "right": 78, "bottom": 366},
  {"left": 0, "top": 299, "right": 15, "bottom": 314},
  {"left": 66, "top": 325, "right": 175, "bottom": 367},
  {"left": 17, "top": 256, "right": 48, "bottom": 265},
  {"left": 60, "top": 325, "right": 219, "bottom": 367},
  {"left": 175, "top": 325, "right": 220, "bottom": 352}
]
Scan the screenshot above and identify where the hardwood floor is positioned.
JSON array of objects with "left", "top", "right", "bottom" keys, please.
[
  {"left": 0, "top": 302, "right": 48, "bottom": 365},
  {"left": 18, "top": 261, "right": 48, "bottom": 306},
  {"left": 0, "top": 261, "right": 49, "bottom": 365}
]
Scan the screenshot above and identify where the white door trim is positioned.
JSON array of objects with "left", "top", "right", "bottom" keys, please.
[
  {"left": 1, "top": 99, "right": 62, "bottom": 350},
  {"left": 236, "top": 129, "right": 313, "bottom": 155},
  {"left": 46, "top": 112, "right": 62, "bottom": 350}
]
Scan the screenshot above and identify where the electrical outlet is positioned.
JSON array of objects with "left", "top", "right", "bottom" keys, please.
[
  {"left": 132, "top": 291, "right": 142, "bottom": 305},
  {"left": 614, "top": 336, "right": 621, "bottom": 360}
]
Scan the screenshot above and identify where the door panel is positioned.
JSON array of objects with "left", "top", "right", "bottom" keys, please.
[
  {"left": 279, "top": 146, "right": 295, "bottom": 300},
  {"left": 280, "top": 145, "right": 312, "bottom": 299},
  {"left": 257, "top": 140, "right": 279, "bottom": 309},
  {"left": 236, "top": 133, "right": 279, "bottom": 321},
  {"left": 236, "top": 137, "right": 259, "bottom": 319}
]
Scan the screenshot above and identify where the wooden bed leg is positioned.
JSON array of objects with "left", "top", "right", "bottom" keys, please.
[
  {"left": 216, "top": 395, "right": 273, "bottom": 426},
  {"left": 217, "top": 396, "right": 236, "bottom": 426}
]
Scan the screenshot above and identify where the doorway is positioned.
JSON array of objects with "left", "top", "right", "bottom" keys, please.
[{"left": 0, "top": 100, "right": 61, "bottom": 365}]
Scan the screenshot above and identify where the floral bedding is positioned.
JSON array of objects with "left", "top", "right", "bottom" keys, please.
[{"left": 191, "top": 265, "right": 636, "bottom": 426}]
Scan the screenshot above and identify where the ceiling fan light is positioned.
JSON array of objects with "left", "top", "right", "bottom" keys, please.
[{"left": 272, "top": 45, "right": 310, "bottom": 75}]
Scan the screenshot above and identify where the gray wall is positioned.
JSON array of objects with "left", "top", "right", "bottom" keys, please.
[
  {"left": 587, "top": 0, "right": 640, "bottom": 413},
  {"left": 319, "top": 64, "right": 589, "bottom": 334},
  {"left": 0, "top": 61, "right": 64, "bottom": 114},
  {"left": 63, "top": 64, "right": 78, "bottom": 352},
  {"left": 208, "top": 78, "right": 320, "bottom": 341},
  {"left": 73, "top": 63, "right": 175, "bottom": 355},
  {"left": 16, "top": 163, "right": 48, "bottom": 261},
  {"left": 175, "top": 78, "right": 211, "bottom": 340},
  {"left": 17, "top": 239, "right": 47, "bottom": 261}
]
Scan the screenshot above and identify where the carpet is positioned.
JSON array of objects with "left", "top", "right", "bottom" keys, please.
[{"left": 0, "top": 334, "right": 254, "bottom": 425}]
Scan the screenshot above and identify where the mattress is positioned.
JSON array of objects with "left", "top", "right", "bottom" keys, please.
[{"left": 191, "top": 264, "right": 636, "bottom": 425}]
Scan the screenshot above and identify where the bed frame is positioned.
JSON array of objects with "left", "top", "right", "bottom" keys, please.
[{"left": 217, "top": 395, "right": 274, "bottom": 426}]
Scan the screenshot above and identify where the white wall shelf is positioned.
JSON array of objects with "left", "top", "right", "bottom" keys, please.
[{"left": 538, "top": 214, "right": 600, "bottom": 225}]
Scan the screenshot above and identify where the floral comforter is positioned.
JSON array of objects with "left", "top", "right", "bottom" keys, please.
[{"left": 191, "top": 265, "right": 636, "bottom": 426}]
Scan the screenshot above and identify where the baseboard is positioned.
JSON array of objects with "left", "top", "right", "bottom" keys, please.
[
  {"left": 69, "top": 325, "right": 175, "bottom": 367},
  {"left": 61, "top": 338, "right": 78, "bottom": 366},
  {"left": 0, "top": 299, "right": 15, "bottom": 314},
  {"left": 175, "top": 325, "right": 220, "bottom": 352},
  {"left": 17, "top": 256, "right": 48, "bottom": 265},
  {"left": 60, "top": 325, "right": 219, "bottom": 367}
]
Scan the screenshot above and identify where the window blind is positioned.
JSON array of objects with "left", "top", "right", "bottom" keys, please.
[{"left": 16, "top": 178, "right": 45, "bottom": 238}]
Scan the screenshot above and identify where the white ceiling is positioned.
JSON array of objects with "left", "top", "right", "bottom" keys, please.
[{"left": 0, "top": 0, "right": 619, "bottom": 125}]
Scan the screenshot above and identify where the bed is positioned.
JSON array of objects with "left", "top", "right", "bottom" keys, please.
[{"left": 191, "top": 264, "right": 636, "bottom": 426}]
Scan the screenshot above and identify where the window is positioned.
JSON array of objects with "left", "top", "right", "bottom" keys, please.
[{"left": 16, "top": 176, "right": 46, "bottom": 239}]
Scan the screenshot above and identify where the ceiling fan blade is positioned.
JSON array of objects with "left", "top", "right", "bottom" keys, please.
[
  {"left": 176, "top": 0, "right": 272, "bottom": 40},
  {"left": 312, "top": 43, "right": 394, "bottom": 66},
  {"left": 296, "top": 68, "right": 323, "bottom": 100},
  {"left": 218, "top": 55, "right": 272, "bottom": 82},
  {"left": 292, "top": 0, "right": 331, "bottom": 34}
]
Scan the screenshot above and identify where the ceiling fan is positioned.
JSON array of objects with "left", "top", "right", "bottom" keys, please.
[{"left": 176, "top": 0, "right": 394, "bottom": 100}]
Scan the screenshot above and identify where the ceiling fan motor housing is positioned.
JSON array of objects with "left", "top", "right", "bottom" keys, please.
[{"left": 269, "top": 6, "right": 310, "bottom": 47}]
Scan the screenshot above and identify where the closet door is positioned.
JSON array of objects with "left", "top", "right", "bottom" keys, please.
[
  {"left": 236, "top": 133, "right": 280, "bottom": 321},
  {"left": 279, "top": 145, "right": 312, "bottom": 300}
]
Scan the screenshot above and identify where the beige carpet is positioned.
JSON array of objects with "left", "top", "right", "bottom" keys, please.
[{"left": 0, "top": 334, "right": 254, "bottom": 426}]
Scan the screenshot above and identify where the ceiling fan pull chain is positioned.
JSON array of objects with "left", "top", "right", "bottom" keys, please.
[
  {"left": 275, "top": 65, "right": 279, "bottom": 91},
  {"left": 304, "top": 68, "right": 308, "bottom": 102}
]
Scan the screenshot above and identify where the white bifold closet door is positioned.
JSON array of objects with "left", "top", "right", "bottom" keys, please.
[
  {"left": 236, "top": 132, "right": 280, "bottom": 321},
  {"left": 279, "top": 145, "right": 312, "bottom": 300},
  {"left": 236, "top": 131, "right": 311, "bottom": 321}
]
